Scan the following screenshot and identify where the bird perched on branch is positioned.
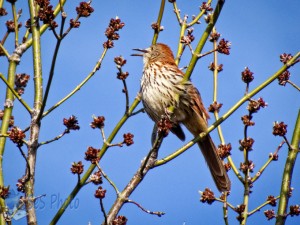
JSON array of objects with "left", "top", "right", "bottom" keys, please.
[{"left": 132, "top": 43, "right": 230, "bottom": 192}]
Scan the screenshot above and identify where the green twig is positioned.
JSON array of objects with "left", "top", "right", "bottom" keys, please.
[
  {"left": 222, "top": 193, "right": 229, "bottom": 225},
  {"left": 95, "top": 162, "right": 120, "bottom": 195},
  {"left": 0, "top": 60, "right": 18, "bottom": 225},
  {"left": 212, "top": 27, "right": 222, "bottom": 139},
  {"left": 241, "top": 122, "right": 251, "bottom": 225},
  {"left": 172, "top": 1, "right": 181, "bottom": 25},
  {"left": 0, "top": 42, "right": 10, "bottom": 58},
  {"left": 248, "top": 196, "right": 280, "bottom": 216},
  {"left": 152, "top": 0, "right": 165, "bottom": 45},
  {"left": 11, "top": 2, "right": 19, "bottom": 47},
  {"left": 187, "top": 0, "right": 213, "bottom": 27},
  {"left": 0, "top": 73, "right": 32, "bottom": 113},
  {"left": 275, "top": 110, "right": 300, "bottom": 225},
  {"left": 129, "top": 108, "right": 144, "bottom": 117},
  {"left": 211, "top": 29, "right": 242, "bottom": 222},
  {"left": 43, "top": 47, "right": 108, "bottom": 118},
  {"left": 251, "top": 140, "right": 285, "bottom": 183},
  {"left": 100, "top": 127, "right": 123, "bottom": 147},
  {"left": 211, "top": 28, "right": 243, "bottom": 183},
  {"left": 175, "top": 17, "right": 187, "bottom": 65}
]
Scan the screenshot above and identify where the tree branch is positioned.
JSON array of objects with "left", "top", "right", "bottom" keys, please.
[{"left": 275, "top": 110, "right": 300, "bottom": 225}]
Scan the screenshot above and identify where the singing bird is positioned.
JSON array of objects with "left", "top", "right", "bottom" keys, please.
[{"left": 132, "top": 43, "right": 230, "bottom": 192}]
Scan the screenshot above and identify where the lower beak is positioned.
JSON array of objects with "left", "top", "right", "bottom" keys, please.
[{"left": 131, "top": 48, "right": 148, "bottom": 56}]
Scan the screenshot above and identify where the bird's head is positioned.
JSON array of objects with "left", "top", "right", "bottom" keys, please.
[{"left": 131, "top": 43, "right": 175, "bottom": 67}]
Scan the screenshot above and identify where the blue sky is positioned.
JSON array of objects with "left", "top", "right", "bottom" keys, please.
[{"left": 1, "top": 1, "right": 300, "bottom": 225}]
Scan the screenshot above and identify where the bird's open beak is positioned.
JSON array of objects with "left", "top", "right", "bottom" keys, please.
[{"left": 131, "top": 48, "right": 148, "bottom": 56}]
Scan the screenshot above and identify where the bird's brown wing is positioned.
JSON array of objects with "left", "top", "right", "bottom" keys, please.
[{"left": 182, "top": 83, "right": 231, "bottom": 192}]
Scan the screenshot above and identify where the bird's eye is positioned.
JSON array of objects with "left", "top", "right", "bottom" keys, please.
[{"left": 151, "top": 50, "right": 159, "bottom": 58}]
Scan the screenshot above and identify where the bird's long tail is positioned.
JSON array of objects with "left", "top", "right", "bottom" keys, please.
[{"left": 197, "top": 134, "right": 231, "bottom": 192}]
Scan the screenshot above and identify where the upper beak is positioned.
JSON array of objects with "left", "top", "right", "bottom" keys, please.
[{"left": 131, "top": 48, "right": 148, "bottom": 56}]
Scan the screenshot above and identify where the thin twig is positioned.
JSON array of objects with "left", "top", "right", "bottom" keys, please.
[
  {"left": 1, "top": 31, "right": 9, "bottom": 46},
  {"left": 58, "top": 2, "right": 66, "bottom": 37},
  {"left": 18, "top": 146, "right": 30, "bottom": 183},
  {"left": 175, "top": 44, "right": 186, "bottom": 65},
  {"left": 0, "top": 42, "right": 10, "bottom": 58},
  {"left": 245, "top": 83, "right": 250, "bottom": 95},
  {"left": 214, "top": 197, "right": 236, "bottom": 211},
  {"left": 222, "top": 193, "right": 229, "bottom": 225},
  {"left": 37, "top": 37, "right": 62, "bottom": 122},
  {"left": 140, "top": 134, "right": 163, "bottom": 176},
  {"left": 175, "top": 16, "right": 187, "bottom": 65},
  {"left": 248, "top": 196, "right": 280, "bottom": 216},
  {"left": 38, "top": 129, "right": 69, "bottom": 146},
  {"left": 122, "top": 80, "right": 130, "bottom": 114},
  {"left": 251, "top": 140, "right": 285, "bottom": 183},
  {"left": 62, "top": 15, "right": 80, "bottom": 38},
  {"left": 172, "top": 1, "right": 182, "bottom": 25},
  {"left": 11, "top": 2, "right": 19, "bottom": 47},
  {"left": 128, "top": 107, "right": 144, "bottom": 117},
  {"left": 211, "top": 28, "right": 243, "bottom": 183},
  {"left": 43, "top": 47, "right": 108, "bottom": 118},
  {"left": 23, "top": 29, "right": 30, "bottom": 43},
  {"left": 286, "top": 80, "right": 300, "bottom": 91},
  {"left": 187, "top": 0, "right": 213, "bottom": 27},
  {"left": 95, "top": 162, "right": 120, "bottom": 195},
  {"left": 126, "top": 199, "right": 165, "bottom": 217},
  {"left": 283, "top": 135, "right": 293, "bottom": 151},
  {"left": 100, "top": 198, "right": 107, "bottom": 225},
  {"left": 276, "top": 111, "right": 300, "bottom": 225},
  {"left": 100, "top": 128, "right": 123, "bottom": 147},
  {"left": 196, "top": 48, "right": 217, "bottom": 58},
  {"left": 289, "top": 58, "right": 300, "bottom": 67},
  {"left": 152, "top": 0, "right": 165, "bottom": 45},
  {"left": 241, "top": 110, "right": 252, "bottom": 225},
  {"left": 116, "top": 65, "right": 130, "bottom": 115},
  {"left": 51, "top": 26, "right": 60, "bottom": 40}
]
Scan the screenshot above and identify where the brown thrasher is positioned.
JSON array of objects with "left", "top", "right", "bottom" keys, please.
[{"left": 132, "top": 43, "right": 230, "bottom": 192}]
